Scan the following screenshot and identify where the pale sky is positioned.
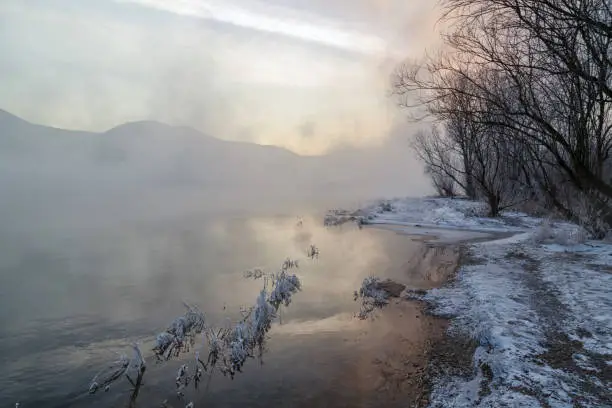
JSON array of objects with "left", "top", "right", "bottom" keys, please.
[{"left": 0, "top": 0, "right": 440, "bottom": 154}]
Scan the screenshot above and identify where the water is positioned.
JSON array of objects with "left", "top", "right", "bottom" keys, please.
[{"left": 0, "top": 210, "right": 447, "bottom": 407}]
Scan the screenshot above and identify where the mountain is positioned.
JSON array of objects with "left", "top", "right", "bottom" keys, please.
[
  {"left": 0, "top": 110, "right": 308, "bottom": 188},
  {"left": 0, "top": 109, "right": 95, "bottom": 155},
  {"left": 0, "top": 109, "right": 428, "bottom": 222}
]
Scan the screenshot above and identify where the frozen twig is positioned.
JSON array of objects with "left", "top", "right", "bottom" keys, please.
[
  {"left": 307, "top": 244, "right": 319, "bottom": 259},
  {"left": 243, "top": 267, "right": 264, "bottom": 279},
  {"left": 153, "top": 304, "right": 206, "bottom": 361},
  {"left": 89, "top": 246, "right": 319, "bottom": 406}
]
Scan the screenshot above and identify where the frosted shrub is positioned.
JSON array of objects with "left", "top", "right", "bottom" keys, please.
[
  {"left": 154, "top": 304, "right": 206, "bottom": 361},
  {"left": 307, "top": 244, "right": 319, "bottom": 259},
  {"left": 358, "top": 276, "right": 389, "bottom": 306},
  {"left": 531, "top": 219, "right": 555, "bottom": 244},
  {"left": 354, "top": 276, "right": 389, "bottom": 320},
  {"left": 252, "top": 289, "right": 276, "bottom": 338},
  {"left": 323, "top": 209, "right": 369, "bottom": 228},
  {"left": 89, "top": 245, "right": 317, "bottom": 408},
  {"left": 282, "top": 257, "right": 299, "bottom": 270},
  {"left": 175, "top": 364, "right": 189, "bottom": 399},
  {"left": 532, "top": 219, "right": 590, "bottom": 246},
  {"left": 243, "top": 268, "right": 264, "bottom": 279},
  {"left": 379, "top": 201, "right": 394, "bottom": 212},
  {"left": 268, "top": 270, "right": 301, "bottom": 308},
  {"left": 197, "top": 260, "right": 301, "bottom": 380},
  {"left": 323, "top": 209, "right": 352, "bottom": 226},
  {"left": 323, "top": 213, "right": 341, "bottom": 226}
]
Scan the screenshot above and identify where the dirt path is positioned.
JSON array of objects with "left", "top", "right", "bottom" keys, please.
[
  {"left": 419, "top": 238, "right": 612, "bottom": 407},
  {"left": 370, "top": 222, "right": 611, "bottom": 407},
  {"left": 507, "top": 249, "right": 612, "bottom": 406}
]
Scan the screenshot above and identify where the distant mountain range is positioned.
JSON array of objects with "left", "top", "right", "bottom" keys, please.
[
  {"left": 0, "top": 109, "right": 307, "bottom": 189},
  {"left": 0, "top": 109, "right": 428, "bottom": 219}
]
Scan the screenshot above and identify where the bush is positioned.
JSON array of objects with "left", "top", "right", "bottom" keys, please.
[
  {"left": 379, "top": 201, "right": 394, "bottom": 212},
  {"left": 531, "top": 219, "right": 555, "bottom": 244},
  {"left": 531, "top": 219, "right": 590, "bottom": 246}
]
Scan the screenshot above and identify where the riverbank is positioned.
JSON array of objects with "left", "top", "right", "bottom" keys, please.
[{"left": 328, "top": 197, "right": 612, "bottom": 407}]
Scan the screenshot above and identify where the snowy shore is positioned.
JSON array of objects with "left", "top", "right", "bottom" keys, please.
[{"left": 327, "top": 197, "right": 612, "bottom": 407}]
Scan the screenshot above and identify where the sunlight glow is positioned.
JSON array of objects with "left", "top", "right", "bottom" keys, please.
[{"left": 118, "top": 0, "right": 387, "bottom": 55}]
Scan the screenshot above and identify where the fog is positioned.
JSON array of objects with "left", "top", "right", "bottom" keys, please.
[
  {"left": 0, "top": 109, "right": 430, "bottom": 241},
  {"left": 0, "top": 0, "right": 441, "bottom": 151},
  {"left": 0, "top": 0, "right": 438, "bottom": 236},
  {"left": 0, "top": 4, "right": 441, "bottom": 405}
]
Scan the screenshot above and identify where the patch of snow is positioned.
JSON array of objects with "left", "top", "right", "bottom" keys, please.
[
  {"left": 330, "top": 197, "right": 542, "bottom": 236},
  {"left": 478, "top": 231, "right": 532, "bottom": 246}
]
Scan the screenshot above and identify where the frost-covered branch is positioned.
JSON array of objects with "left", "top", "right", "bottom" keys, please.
[
  {"left": 89, "top": 343, "right": 146, "bottom": 395},
  {"left": 307, "top": 244, "right": 319, "bottom": 259},
  {"left": 88, "top": 247, "right": 318, "bottom": 408},
  {"left": 153, "top": 304, "right": 206, "bottom": 361}
]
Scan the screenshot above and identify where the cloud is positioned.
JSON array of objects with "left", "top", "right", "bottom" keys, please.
[
  {"left": 0, "top": 0, "right": 440, "bottom": 155},
  {"left": 117, "top": 0, "right": 387, "bottom": 55}
]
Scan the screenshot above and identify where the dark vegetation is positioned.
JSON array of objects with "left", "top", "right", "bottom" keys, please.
[{"left": 395, "top": 0, "right": 612, "bottom": 237}]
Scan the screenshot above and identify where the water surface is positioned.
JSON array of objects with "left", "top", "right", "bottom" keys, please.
[{"left": 0, "top": 210, "right": 444, "bottom": 407}]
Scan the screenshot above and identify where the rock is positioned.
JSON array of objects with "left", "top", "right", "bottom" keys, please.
[{"left": 375, "top": 279, "right": 406, "bottom": 297}]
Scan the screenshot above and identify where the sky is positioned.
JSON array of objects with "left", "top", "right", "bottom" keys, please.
[{"left": 0, "top": 0, "right": 440, "bottom": 155}]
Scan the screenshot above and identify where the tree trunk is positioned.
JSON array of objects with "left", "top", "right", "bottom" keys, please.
[{"left": 487, "top": 193, "right": 501, "bottom": 217}]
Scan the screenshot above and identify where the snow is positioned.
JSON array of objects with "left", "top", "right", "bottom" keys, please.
[
  {"left": 340, "top": 197, "right": 612, "bottom": 407},
  {"left": 326, "top": 197, "right": 542, "bottom": 243},
  {"left": 358, "top": 197, "right": 540, "bottom": 231}
]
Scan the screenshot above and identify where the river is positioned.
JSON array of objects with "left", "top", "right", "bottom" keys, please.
[{"left": 0, "top": 209, "right": 455, "bottom": 407}]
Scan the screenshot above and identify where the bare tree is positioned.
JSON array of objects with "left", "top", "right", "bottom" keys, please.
[
  {"left": 412, "top": 127, "right": 460, "bottom": 197},
  {"left": 394, "top": 0, "right": 612, "bottom": 234}
]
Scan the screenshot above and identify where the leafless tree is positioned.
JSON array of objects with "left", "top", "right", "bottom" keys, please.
[
  {"left": 412, "top": 127, "right": 460, "bottom": 197},
  {"left": 395, "top": 0, "right": 612, "bottom": 234}
]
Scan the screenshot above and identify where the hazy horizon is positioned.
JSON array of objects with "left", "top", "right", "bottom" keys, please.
[
  {"left": 1, "top": 4, "right": 438, "bottom": 406},
  {"left": 0, "top": 0, "right": 441, "bottom": 156},
  {"left": 0, "top": 0, "right": 437, "bottom": 230}
]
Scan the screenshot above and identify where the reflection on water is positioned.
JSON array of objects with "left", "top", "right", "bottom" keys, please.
[{"left": 0, "top": 211, "right": 442, "bottom": 407}]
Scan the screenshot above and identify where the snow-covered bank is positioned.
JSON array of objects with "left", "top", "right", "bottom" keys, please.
[
  {"left": 328, "top": 197, "right": 612, "bottom": 407},
  {"left": 325, "top": 197, "right": 542, "bottom": 243}
]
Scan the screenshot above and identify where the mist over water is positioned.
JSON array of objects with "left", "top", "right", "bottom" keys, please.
[
  {"left": 0, "top": 0, "right": 439, "bottom": 405},
  {"left": 0, "top": 108, "right": 432, "bottom": 406},
  {"left": 0, "top": 209, "right": 431, "bottom": 407},
  {"left": 0, "top": 109, "right": 429, "bottom": 237}
]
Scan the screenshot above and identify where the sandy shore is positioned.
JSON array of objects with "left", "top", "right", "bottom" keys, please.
[
  {"left": 339, "top": 224, "right": 471, "bottom": 408},
  {"left": 351, "top": 220, "right": 525, "bottom": 407}
]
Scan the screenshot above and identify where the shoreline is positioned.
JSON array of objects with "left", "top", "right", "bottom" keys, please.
[
  {"left": 340, "top": 197, "right": 611, "bottom": 407},
  {"left": 358, "top": 224, "right": 471, "bottom": 407},
  {"left": 374, "top": 225, "right": 519, "bottom": 408}
]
